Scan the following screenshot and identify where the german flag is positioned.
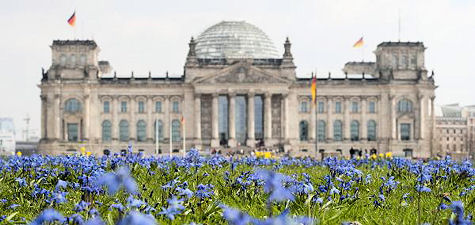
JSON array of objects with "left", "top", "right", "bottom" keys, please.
[
  {"left": 67, "top": 11, "right": 76, "bottom": 27},
  {"left": 311, "top": 74, "right": 316, "bottom": 105},
  {"left": 353, "top": 37, "right": 364, "bottom": 48}
]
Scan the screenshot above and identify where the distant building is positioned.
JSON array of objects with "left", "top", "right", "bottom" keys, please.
[
  {"left": 38, "top": 21, "right": 436, "bottom": 158},
  {"left": 0, "top": 118, "right": 16, "bottom": 155},
  {"left": 434, "top": 104, "right": 475, "bottom": 159}
]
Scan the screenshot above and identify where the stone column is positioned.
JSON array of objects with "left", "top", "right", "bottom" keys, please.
[
  {"left": 327, "top": 98, "right": 333, "bottom": 140},
  {"left": 194, "top": 94, "right": 201, "bottom": 141},
  {"left": 361, "top": 97, "right": 367, "bottom": 140},
  {"left": 310, "top": 99, "right": 316, "bottom": 141},
  {"left": 164, "top": 97, "right": 170, "bottom": 141},
  {"left": 282, "top": 94, "right": 289, "bottom": 140},
  {"left": 147, "top": 97, "right": 153, "bottom": 141},
  {"left": 228, "top": 93, "right": 236, "bottom": 147},
  {"left": 344, "top": 97, "right": 350, "bottom": 140},
  {"left": 246, "top": 93, "right": 255, "bottom": 147},
  {"left": 264, "top": 93, "right": 272, "bottom": 143},
  {"left": 55, "top": 94, "right": 61, "bottom": 140},
  {"left": 419, "top": 95, "right": 425, "bottom": 139},
  {"left": 211, "top": 94, "right": 219, "bottom": 147},
  {"left": 40, "top": 95, "right": 47, "bottom": 139},
  {"left": 130, "top": 97, "right": 136, "bottom": 141},
  {"left": 83, "top": 94, "right": 90, "bottom": 140},
  {"left": 390, "top": 95, "right": 397, "bottom": 140},
  {"left": 112, "top": 97, "right": 118, "bottom": 141}
]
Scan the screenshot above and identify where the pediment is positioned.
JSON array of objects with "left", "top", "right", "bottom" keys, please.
[{"left": 194, "top": 63, "right": 290, "bottom": 85}]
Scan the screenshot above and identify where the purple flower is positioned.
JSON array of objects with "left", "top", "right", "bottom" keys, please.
[{"left": 256, "top": 169, "right": 294, "bottom": 202}]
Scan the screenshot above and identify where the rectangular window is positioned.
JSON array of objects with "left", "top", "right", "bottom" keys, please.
[
  {"left": 318, "top": 101, "right": 324, "bottom": 113},
  {"left": 172, "top": 101, "right": 179, "bottom": 113},
  {"left": 103, "top": 101, "right": 110, "bottom": 113},
  {"left": 138, "top": 101, "right": 145, "bottom": 113},
  {"left": 300, "top": 101, "right": 308, "bottom": 113},
  {"left": 400, "top": 123, "right": 411, "bottom": 141},
  {"left": 67, "top": 123, "right": 78, "bottom": 142},
  {"left": 369, "top": 101, "right": 376, "bottom": 113},
  {"left": 335, "top": 102, "right": 342, "bottom": 113},
  {"left": 155, "top": 101, "right": 162, "bottom": 113},
  {"left": 351, "top": 102, "right": 359, "bottom": 113},
  {"left": 121, "top": 101, "right": 127, "bottom": 113}
]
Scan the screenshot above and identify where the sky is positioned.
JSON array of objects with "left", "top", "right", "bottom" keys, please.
[{"left": 0, "top": 0, "right": 474, "bottom": 140}]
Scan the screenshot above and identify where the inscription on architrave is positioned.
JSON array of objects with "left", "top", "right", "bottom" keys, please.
[
  {"left": 200, "top": 95, "right": 212, "bottom": 141},
  {"left": 271, "top": 95, "right": 282, "bottom": 138}
]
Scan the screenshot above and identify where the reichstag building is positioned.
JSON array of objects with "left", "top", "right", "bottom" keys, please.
[{"left": 38, "top": 21, "right": 436, "bottom": 158}]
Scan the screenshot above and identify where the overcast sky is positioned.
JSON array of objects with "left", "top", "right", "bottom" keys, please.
[{"left": 0, "top": 0, "right": 474, "bottom": 140}]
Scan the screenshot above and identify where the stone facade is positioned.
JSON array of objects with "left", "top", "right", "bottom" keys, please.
[
  {"left": 38, "top": 22, "right": 437, "bottom": 158},
  {"left": 433, "top": 104, "right": 475, "bottom": 160}
]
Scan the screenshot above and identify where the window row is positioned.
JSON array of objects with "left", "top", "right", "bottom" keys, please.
[
  {"left": 299, "top": 101, "right": 377, "bottom": 114},
  {"left": 298, "top": 120, "right": 378, "bottom": 142},
  {"left": 103, "top": 101, "right": 179, "bottom": 113},
  {"left": 101, "top": 119, "right": 181, "bottom": 142}
]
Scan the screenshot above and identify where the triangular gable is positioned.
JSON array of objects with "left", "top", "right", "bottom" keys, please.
[{"left": 194, "top": 61, "right": 290, "bottom": 85}]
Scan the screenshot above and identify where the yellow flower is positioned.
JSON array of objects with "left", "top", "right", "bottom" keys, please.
[
  {"left": 356, "top": 156, "right": 360, "bottom": 160},
  {"left": 379, "top": 153, "right": 384, "bottom": 158},
  {"left": 385, "top": 152, "right": 393, "bottom": 158},
  {"left": 80, "top": 147, "right": 86, "bottom": 155},
  {"left": 370, "top": 154, "right": 377, "bottom": 160},
  {"left": 264, "top": 152, "right": 272, "bottom": 159},
  {"left": 16, "top": 151, "right": 22, "bottom": 157},
  {"left": 86, "top": 151, "right": 92, "bottom": 157}
]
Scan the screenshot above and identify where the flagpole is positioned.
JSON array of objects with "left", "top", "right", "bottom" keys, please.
[{"left": 169, "top": 113, "right": 172, "bottom": 157}]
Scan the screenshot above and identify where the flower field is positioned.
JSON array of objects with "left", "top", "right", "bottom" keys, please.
[{"left": 0, "top": 149, "right": 473, "bottom": 225}]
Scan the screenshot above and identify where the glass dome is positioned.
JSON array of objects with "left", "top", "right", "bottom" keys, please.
[{"left": 195, "top": 21, "right": 279, "bottom": 59}]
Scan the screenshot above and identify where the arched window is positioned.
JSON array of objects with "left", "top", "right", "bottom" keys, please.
[
  {"left": 333, "top": 120, "right": 343, "bottom": 141},
  {"left": 299, "top": 120, "right": 309, "bottom": 141},
  {"left": 398, "top": 99, "right": 413, "bottom": 113},
  {"left": 317, "top": 120, "right": 326, "bottom": 141},
  {"left": 136, "top": 120, "right": 146, "bottom": 142},
  {"left": 367, "top": 120, "right": 377, "bottom": 141},
  {"left": 154, "top": 120, "right": 163, "bottom": 141},
  {"left": 172, "top": 119, "right": 181, "bottom": 142},
  {"left": 351, "top": 120, "right": 359, "bottom": 141},
  {"left": 102, "top": 120, "right": 112, "bottom": 142},
  {"left": 65, "top": 99, "right": 81, "bottom": 113},
  {"left": 119, "top": 120, "right": 129, "bottom": 142}
]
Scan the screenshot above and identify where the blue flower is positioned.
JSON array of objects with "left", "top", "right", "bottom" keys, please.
[
  {"left": 256, "top": 169, "right": 294, "bottom": 202},
  {"left": 15, "top": 178, "right": 27, "bottom": 187},
  {"left": 449, "top": 201, "right": 472, "bottom": 225},
  {"left": 117, "top": 211, "right": 156, "bottom": 225},
  {"left": 55, "top": 180, "right": 68, "bottom": 190},
  {"left": 97, "top": 167, "right": 137, "bottom": 195},
  {"left": 30, "top": 208, "right": 65, "bottom": 225},
  {"left": 159, "top": 196, "right": 185, "bottom": 220},
  {"left": 84, "top": 217, "right": 105, "bottom": 225},
  {"left": 221, "top": 205, "right": 252, "bottom": 225},
  {"left": 415, "top": 185, "right": 431, "bottom": 193}
]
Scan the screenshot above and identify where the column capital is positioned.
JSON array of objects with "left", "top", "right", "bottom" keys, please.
[
  {"left": 248, "top": 92, "right": 255, "bottom": 98},
  {"left": 212, "top": 93, "right": 219, "bottom": 98},
  {"left": 228, "top": 92, "right": 237, "bottom": 97},
  {"left": 389, "top": 94, "right": 396, "bottom": 101},
  {"left": 264, "top": 92, "right": 272, "bottom": 98},
  {"left": 194, "top": 93, "right": 202, "bottom": 99},
  {"left": 281, "top": 93, "right": 288, "bottom": 98},
  {"left": 418, "top": 94, "right": 425, "bottom": 100},
  {"left": 54, "top": 94, "right": 60, "bottom": 99}
]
